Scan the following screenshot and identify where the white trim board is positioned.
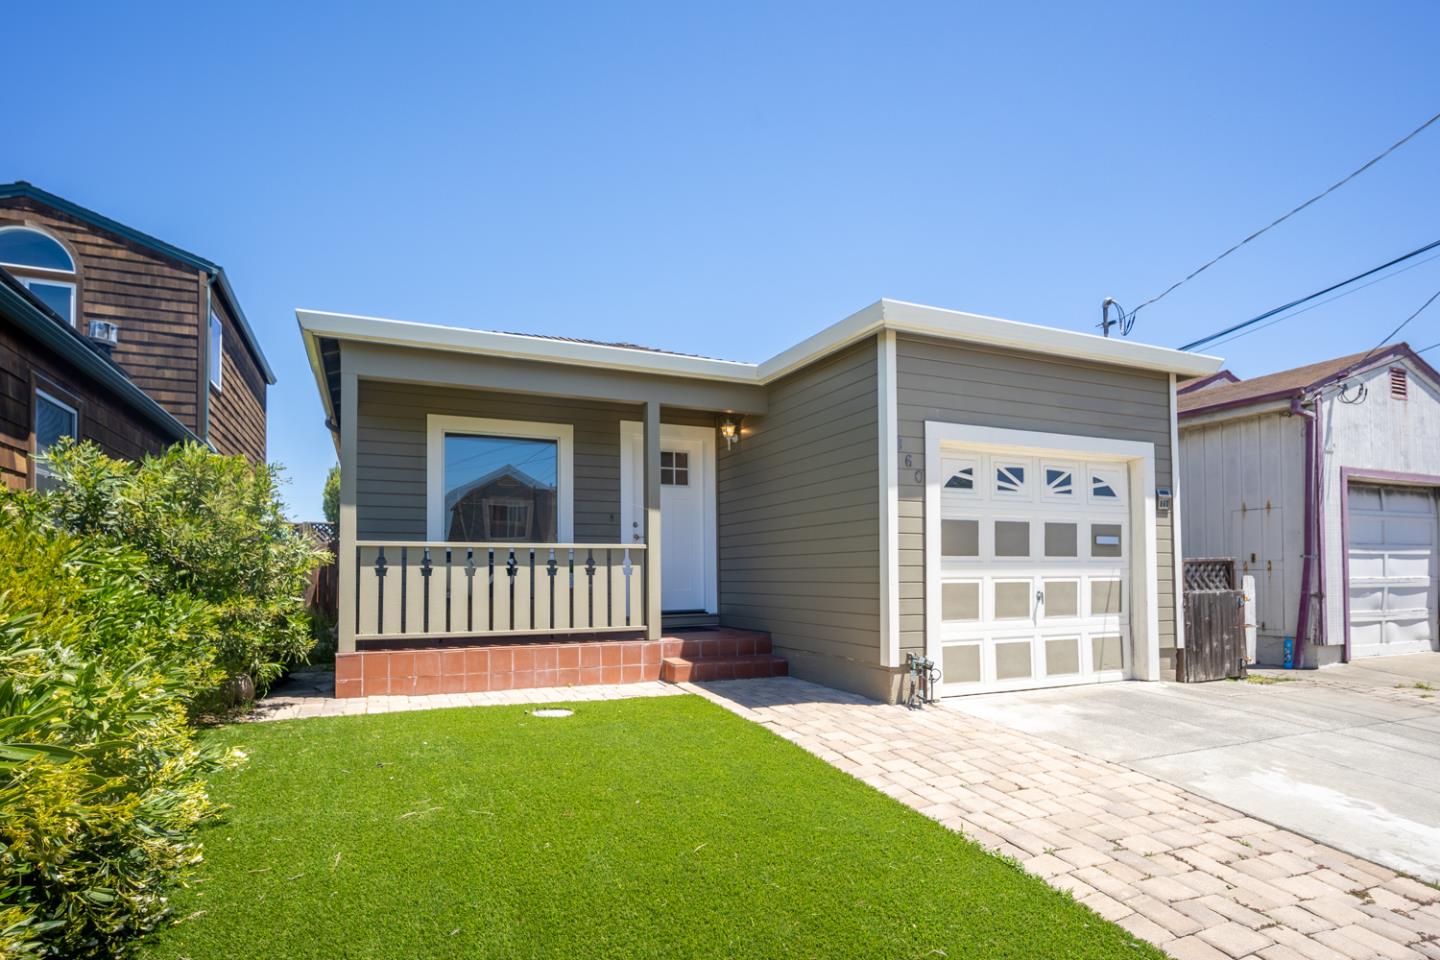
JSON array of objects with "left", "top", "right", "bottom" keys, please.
[
  {"left": 619, "top": 421, "right": 718, "bottom": 614},
  {"left": 877, "top": 330, "right": 901, "bottom": 667},
  {"left": 922, "top": 422, "right": 1161, "bottom": 687},
  {"left": 297, "top": 299, "right": 1224, "bottom": 425},
  {"left": 425, "top": 415, "right": 574, "bottom": 542}
]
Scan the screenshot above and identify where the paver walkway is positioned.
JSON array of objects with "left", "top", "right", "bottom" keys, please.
[
  {"left": 686, "top": 677, "right": 1440, "bottom": 960},
  {"left": 251, "top": 667, "right": 680, "bottom": 721}
]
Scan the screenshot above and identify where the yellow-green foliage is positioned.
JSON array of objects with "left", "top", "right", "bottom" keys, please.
[{"left": 0, "top": 497, "right": 235, "bottom": 959}]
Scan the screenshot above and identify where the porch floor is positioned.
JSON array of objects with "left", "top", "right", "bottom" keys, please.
[{"left": 334, "top": 628, "right": 781, "bottom": 698}]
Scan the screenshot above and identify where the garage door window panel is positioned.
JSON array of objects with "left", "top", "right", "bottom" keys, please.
[
  {"left": 1041, "top": 579, "right": 1079, "bottom": 618},
  {"left": 1044, "top": 637, "right": 1081, "bottom": 676},
  {"left": 994, "top": 639, "right": 1033, "bottom": 680},
  {"left": 993, "top": 581, "right": 1032, "bottom": 620}
]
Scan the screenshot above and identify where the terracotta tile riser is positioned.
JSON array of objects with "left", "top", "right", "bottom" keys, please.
[{"left": 334, "top": 632, "right": 774, "bottom": 698}]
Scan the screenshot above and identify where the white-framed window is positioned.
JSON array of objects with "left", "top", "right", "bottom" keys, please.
[
  {"left": 0, "top": 226, "right": 77, "bottom": 326},
  {"left": 33, "top": 389, "right": 78, "bottom": 492},
  {"left": 425, "top": 416, "right": 574, "bottom": 542},
  {"left": 993, "top": 461, "right": 1029, "bottom": 497},
  {"left": 208, "top": 311, "right": 223, "bottom": 390},
  {"left": 1087, "top": 464, "right": 1125, "bottom": 504},
  {"left": 941, "top": 457, "right": 978, "bottom": 497},
  {"left": 1041, "top": 462, "right": 1077, "bottom": 500},
  {"left": 660, "top": 450, "right": 689, "bottom": 486}
]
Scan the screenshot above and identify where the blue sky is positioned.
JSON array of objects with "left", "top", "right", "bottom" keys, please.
[{"left": 7, "top": 1, "right": 1439, "bottom": 515}]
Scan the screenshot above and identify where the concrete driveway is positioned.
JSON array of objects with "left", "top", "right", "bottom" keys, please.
[{"left": 946, "top": 654, "right": 1440, "bottom": 882}]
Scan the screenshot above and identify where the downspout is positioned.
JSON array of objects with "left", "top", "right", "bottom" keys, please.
[{"left": 1291, "top": 393, "right": 1317, "bottom": 667}]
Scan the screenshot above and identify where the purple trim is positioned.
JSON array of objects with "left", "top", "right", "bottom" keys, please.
[
  {"left": 1177, "top": 370, "right": 1241, "bottom": 395},
  {"left": 1337, "top": 466, "right": 1440, "bottom": 663},
  {"left": 1292, "top": 397, "right": 1316, "bottom": 666},
  {"left": 1178, "top": 343, "right": 1439, "bottom": 421}
]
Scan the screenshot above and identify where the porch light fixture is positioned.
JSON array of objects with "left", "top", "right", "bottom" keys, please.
[{"left": 719, "top": 416, "right": 740, "bottom": 450}]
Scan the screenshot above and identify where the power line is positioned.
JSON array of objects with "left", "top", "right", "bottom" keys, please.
[
  {"left": 1416, "top": 339, "right": 1440, "bottom": 356},
  {"left": 1179, "top": 238, "right": 1440, "bottom": 351},
  {"left": 1136, "top": 109, "right": 1440, "bottom": 314},
  {"left": 1102, "top": 108, "right": 1440, "bottom": 337},
  {"left": 1355, "top": 286, "right": 1440, "bottom": 366},
  {"left": 1204, "top": 248, "right": 1440, "bottom": 350}
]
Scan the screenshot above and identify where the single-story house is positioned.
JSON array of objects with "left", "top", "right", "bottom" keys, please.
[
  {"left": 299, "top": 300, "right": 1221, "bottom": 701},
  {"left": 1178, "top": 343, "right": 1440, "bottom": 667}
]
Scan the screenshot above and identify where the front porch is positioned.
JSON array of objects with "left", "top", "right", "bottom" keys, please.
[{"left": 335, "top": 628, "right": 785, "bottom": 698}]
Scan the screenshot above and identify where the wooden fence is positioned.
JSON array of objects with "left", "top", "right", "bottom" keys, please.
[{"left": 1179, "top": 558, "right": 1247, "bottom": 682}]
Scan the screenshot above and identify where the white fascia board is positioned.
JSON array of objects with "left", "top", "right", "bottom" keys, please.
[
  {"left": 296, "top": 308, "right": 760, "bottom": 383},
  {"left": 871, "top": 299, "right": 1224, "bottom": 379},
  {"left": 297, "top": 297, "right": 1225, "bottom": 389}
]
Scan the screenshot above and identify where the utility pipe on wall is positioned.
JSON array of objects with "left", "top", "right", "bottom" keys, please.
[{"left": 1290, "top": 394, "right": 1318, "bottom": 667}]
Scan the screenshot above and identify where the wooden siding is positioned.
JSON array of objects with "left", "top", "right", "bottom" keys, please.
[
  {"left": 894, "top": 335, "right": 1179, "bottom": 666},
  {"left": 0, "top": 198, "right": 203, "bottom": 431},
  {"left": 207, "top": 294, "right": 267, "bottom": 461},
  {"left": 0, "top": 319, "right": 173, "bottom": 489},
  {"left": 1179, "top": 411, "right": 1305, "bottom": 645},
  {"left": 716, "top": 340, "right": 881, "bottom": 669},
  {"left": 353, "top": 379, "right": 712, "bottom": 541}
]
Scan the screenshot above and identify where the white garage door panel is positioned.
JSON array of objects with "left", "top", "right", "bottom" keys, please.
[
  {"left": 1347, "top": 483, "right": 1438, "bottom": 660},
  {"left": 936, "top": 451, "right": 1131, "bottom": 695}
]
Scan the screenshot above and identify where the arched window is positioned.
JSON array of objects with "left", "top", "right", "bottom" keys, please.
[{"left": 0, "top": 226, "right": 77, "bottom": 325}]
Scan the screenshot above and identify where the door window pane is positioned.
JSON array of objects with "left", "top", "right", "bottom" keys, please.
[
  {"left": 994, "top": 581, "right": 1031, "bottom": 619},
  {"left": 1091, "top": 578, "right": 1123, "bottom": 615},
  {"left": 660, "top": 450, "right": 689, "bottom": 486},
  {"left": 994, "top": 520, "right": 1030, "bottom": 557},
  {"left": 941, "top": 519, "right": 979, "bottom": 558},
  {"left": 1045, "top": 638, "right": 1080, "bottom": 676},
  {"left": 1091, "top": 523, "right": 1123, "bottom": 558},
  {"left": 995, "top": 641, "right": 1032, "bottom": 680},
  {"left": 943, "top": 644, "right": 981, "bottom": 683},
  {"left": 1042, "top": 580, "right": 1078, "bottom": 617},
  {"left": 1044, "top": 522, "right": 1077, "bottom": 557},
  {"left": 942, "top": 582, "right": 980, "bottom": 621},
  {"left": 443, "top": 434, "right": 558, "bottom": 542}
]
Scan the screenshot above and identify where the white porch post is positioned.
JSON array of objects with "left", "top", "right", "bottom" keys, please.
[
  {"left": 643, "top": 401, "right": 662, "bottom": 640},
  {"left": 337, "top": 370, "right": 359, "bottom": 655}
]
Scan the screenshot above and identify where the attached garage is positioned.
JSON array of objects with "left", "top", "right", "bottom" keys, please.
[
  {"left": 922, "top": 422, "right": 1162, "bottom": 697},
  {"left": 1345, "top": 482, "right": 1438, "bottom": 660}
]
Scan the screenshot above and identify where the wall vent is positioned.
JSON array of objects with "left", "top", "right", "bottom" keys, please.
[{"left": 1390, "top": 367, "right": 1408, "bottom": 400}]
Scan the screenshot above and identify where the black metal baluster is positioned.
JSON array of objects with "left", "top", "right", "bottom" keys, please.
[
  {"left": 585, "top": 549, "right": 596, "bottom": 628},
  {"left": 486, "top": 548, "right": 495, "bottom": 631},
  {"left": 400, "top": 546, "right": 409, "bottom": 634},
  {"left": 622, "top": 549, "right": 632, "bottom": 626},
  {"left": 374, "top": 547, "right": 389, "bottom": 634},
  {"left": 547, "top": 550, "right": 557, "bottom": 629},
  {"left": 420, "top": 547, "right": 433, "bottom": 634},
  {"left": 507, "top": 548, "right": 518, "bottom": 631},
  {"left": 606, "top": 548, "right": 613, "bottom": 627},
  {"left": 465, "top": 548, "right": 476, "bottom": 632},
  {"left": 444, "top": 548, "right": 452, "bottom": 634},
  {"left": 528, "top": 548, "right": 536, "bottom": 627}
]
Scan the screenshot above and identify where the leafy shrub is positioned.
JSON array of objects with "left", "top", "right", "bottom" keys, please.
[
  {"left": 41, "top": 442, "right": 329, "bottom": 698},
  {"left": 322, "top": 465, "right": 339, "bottom": 525},
  {"left": 0, "top": 498, "right": 233, "bottom": 959}
]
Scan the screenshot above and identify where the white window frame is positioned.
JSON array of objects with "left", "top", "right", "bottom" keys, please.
[
  {"left": 425, "top": 415, "right": 574, "bottom": 542},
  {"left": 208, "top": 311, "right": 224, "bottom": 390},
  {"left": 0, "top": 225, "right": 76, "bottom": 272},
  {"left": 33, "top": 388, "right": 79, "bottom": 486},
  {"left": 20, "top": 276, "right": 77, "bottom": 327}
]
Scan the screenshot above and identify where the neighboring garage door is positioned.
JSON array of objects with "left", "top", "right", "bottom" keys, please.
[
  {"left": 1347, "top": 483, "right": 1439, "bottom": 659},
  {"left": 936, "top": 450, "right": 1130, "bottom": 695}
]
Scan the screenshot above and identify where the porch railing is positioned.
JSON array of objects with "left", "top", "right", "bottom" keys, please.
[{"left": 353, "top": 541, "right": 647, "bottom": 641}]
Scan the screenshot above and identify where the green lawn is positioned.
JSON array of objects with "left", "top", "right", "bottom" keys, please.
[{"left": 140, "top": 695, "right": 1160, "bottom": 960}]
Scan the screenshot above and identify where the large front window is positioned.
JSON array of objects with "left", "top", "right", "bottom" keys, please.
[
  {"left": 34, "top": 389, "right": 78, "bottom": 492},
  {"left": 442, "top": 434, "right": 558, "bottom": 542}
]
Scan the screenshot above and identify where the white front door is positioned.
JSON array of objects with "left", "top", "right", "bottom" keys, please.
[
  {"left": 1348, "top": 483, "right": 1438, "bottom": 658},
  {"left": 620, "top": 422, "right": 716, "bottom": 613},
  {"left": 933, "top": 451, "right": 1133, "bottom": 695}
]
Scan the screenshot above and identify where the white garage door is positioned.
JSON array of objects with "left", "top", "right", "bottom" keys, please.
[
  {"left": 1347, "top": 484, "right": 1438, "bottom": 659},
  {"left": 935, "top": 451, "right": 1130, "bottom": 695}
]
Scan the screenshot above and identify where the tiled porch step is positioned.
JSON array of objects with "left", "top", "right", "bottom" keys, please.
[
  {"left": 668, "top": 629, "right": 772, "bottom": 658},
  {"left": 660, "top": 654, "right": 788, "bottom": 683}
]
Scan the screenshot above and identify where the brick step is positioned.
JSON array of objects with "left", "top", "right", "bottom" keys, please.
[
  {"left": 662, "top": 629, "right": 771, "bottom": 658},
  {"left": 660, "top": 653, "right": 788, "bottom": 683}
]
